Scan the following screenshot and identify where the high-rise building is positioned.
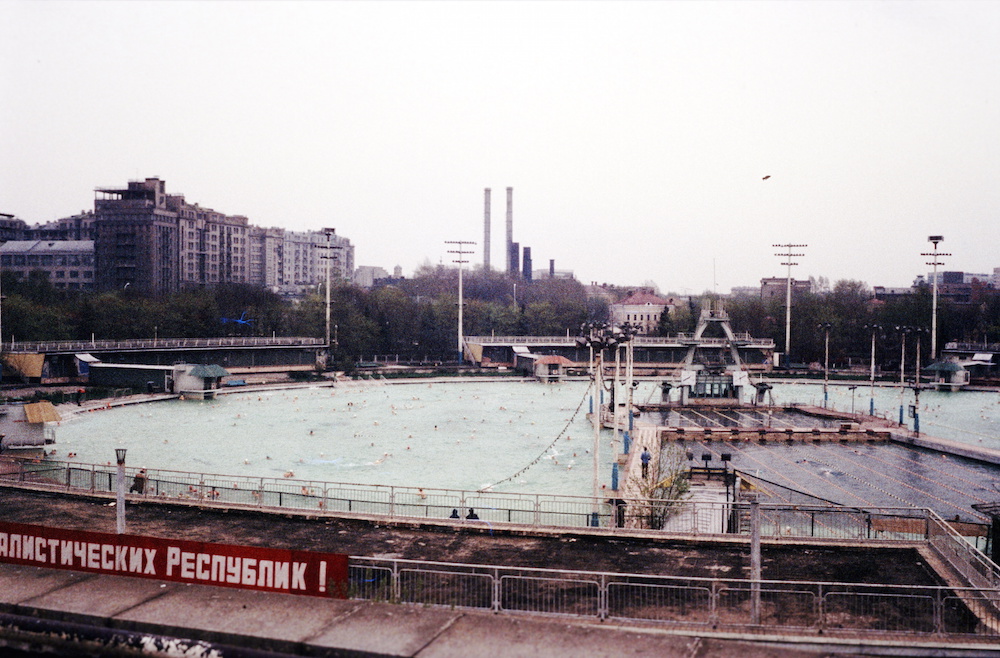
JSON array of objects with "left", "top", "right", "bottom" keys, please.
[{"left": 93, "top": 178, "right": 353, "bottom": 296}]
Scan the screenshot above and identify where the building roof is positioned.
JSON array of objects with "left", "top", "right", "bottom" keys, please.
[
  {"left": 189, "top": 364, "right": 230, "bottom": 378},
  {"left": 614, "top": 290, "right": 674, "bottom": 307},
  {"left": 0, "top": 240, "right": 93, "bottom": 254}
]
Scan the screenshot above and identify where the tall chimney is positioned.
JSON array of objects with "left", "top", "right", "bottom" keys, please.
[
  {"left": 483, "top": 188, "right": 491, "bottom": 271},
  {"left": 522, "top": 246, "right": 532, "bottom": 282},
  {"left": 505, "top": 187, "right": 513, "bottom": 274},
  {"left": 549, "top": 259, "right": 555, "bottom": 279}
]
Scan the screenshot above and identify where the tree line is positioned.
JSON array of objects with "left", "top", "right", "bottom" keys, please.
[{"left": 5, "top": 268, "right": 997, "bottom": 369}]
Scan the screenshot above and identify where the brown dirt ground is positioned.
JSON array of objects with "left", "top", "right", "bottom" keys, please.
[{"left": 0, "top": 486, "right": 943, "bottom": 587}]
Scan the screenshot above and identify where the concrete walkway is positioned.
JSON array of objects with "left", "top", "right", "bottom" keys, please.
[{"left": 4, "top": 562, "right": 999, "bottom": 657}]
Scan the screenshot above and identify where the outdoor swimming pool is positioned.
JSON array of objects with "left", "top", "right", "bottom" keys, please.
[
  {"left": 53, "top": 380, "right": 616, "bottom": 496},
  {"left": 51, "top": 377, "right": 1000, "bottom": 497}
]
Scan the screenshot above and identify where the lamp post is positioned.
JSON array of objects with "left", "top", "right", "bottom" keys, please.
[
  {"left": 115, "top": 448, "right": 127, "bottom": 534},
  {"left": 864, "top": 324, "right": 882, "bottom": 417},
  {"left": 445, "top": 240, "right": 476, "bottom": 365},
  {"left": 773, "top": 244, "right": 807, "bottom": 367},
  {"left": 922, "top": 235, "right": 949, "bottom": 361},
  {"left": 321, "top": 228, "right": 340, "bottom": 367},
  {"left": 817, "top": 322, "right": 832, "bottom": 408},
  {"left": 576, "top": 323, "right": 625, "bottom": 527},
  {"left": 895, "top": 326, "right": 912, "bottom": 425}
]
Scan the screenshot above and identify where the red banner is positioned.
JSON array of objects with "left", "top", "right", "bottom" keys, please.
[{"left": 0, "top": 521, "right": 348, "bottom": 598}]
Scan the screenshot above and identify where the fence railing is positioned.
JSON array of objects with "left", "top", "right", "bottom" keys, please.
[
  {"left": 6, "top": 336, "right": 325, "bottom": 354},
  {"left": 348, "top": 556, "right": 1000, "bottom": 638},
  {"left": 4, "top": 458, "right": 994, "bottom": 553},
  {"left": 5, "top": 457, "right": 1000, "bottom": 637}
]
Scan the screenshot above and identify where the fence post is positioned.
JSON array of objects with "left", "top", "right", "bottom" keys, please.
[
  {"left": 750, "top": 497, "right": 761, "bottom": 625},
  {"left": 598, "top": 573, "right": 609, "bottom": 620},
  {"left": 492, "top": 567, "right": 501, "bottom": 613}
]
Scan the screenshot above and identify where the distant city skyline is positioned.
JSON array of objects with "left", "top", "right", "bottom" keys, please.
[{"left": 3, "top": 1, "right": 998, "bottom": 293}]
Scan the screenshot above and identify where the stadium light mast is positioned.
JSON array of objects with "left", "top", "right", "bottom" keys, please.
[
  {"left": 773, "top": 243, "right": 807, "bottom": 366},
  {"left": 446, "top": 240, "right": 476, "bottom": 364},
  {"left": 922, "top": 236, "right": 949, "bottom": 361}
]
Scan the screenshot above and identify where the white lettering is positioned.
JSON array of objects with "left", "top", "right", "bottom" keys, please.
[
  {"left": 211, "top": 554, "right": 226, "bottom": 582},
  {"left": 87, "top": 543, "right": 100, "bottom": 569},
  {"left": 0, "top": 533, "right": 7, "bottom": 557},
  {"left": 115, "top": 546, "right": 128, "bottom": 571},
  {"left": 129, "top": 547, "right": 143, "bottom": 573},
  {"left": 274, "top": 562, "right": 289, "bottom": 590},
  {"left": 143, "top": 549, "right": 156, "bottom": 575},
  {"left": 196, "top": 554, "right": 210, "bottom": 580},
  {"left": 291, "top": 562, "right": 306, "bottom": 590},
  {"left": 241, "top": 558, "right": 256, "bottom": 585},
  {"left": 101, "top": 544, "right": 114, "bottom": 570},
  {"left": 165, "top": 547, "right": 180, "bottom": 576},
  {"left": 180, "top": 551, "right": 195, "bottom": 579},
  {"left": 226, "top": 556, "right": 240, "bottom": 584},
  {"left": 257, "top": 560, "right": 273, "bottom": 588}
]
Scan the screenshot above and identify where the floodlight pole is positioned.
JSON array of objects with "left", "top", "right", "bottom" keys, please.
[
  {"left": 446, "top": 240, "right": 476, "bottom": 365},
  {"left": 321, "top": 228, "right": 340, "bottom": 365},
  {"left": 922, "top": 236, "right": 949, "bottom": 361},
  {"left": 773, "top": 244, "right": 807, "bottom": 367},
  {"left": 115, "top": 448, "right": 127, "bottom": 534},
  {"left": 818, "top": 323, "right": 832, "bottom": 408},
  {"left": 865, "top": 324, "right": 881, "bottom": 416}
]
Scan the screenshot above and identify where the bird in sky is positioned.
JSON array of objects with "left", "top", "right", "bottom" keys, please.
[{"left": 762, "top": 175, "right": 771, "bottom": 180}]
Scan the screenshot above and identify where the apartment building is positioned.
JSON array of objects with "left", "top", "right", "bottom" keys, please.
[{"left": 92, "top": 178, "right": 354, "bottom": 296}]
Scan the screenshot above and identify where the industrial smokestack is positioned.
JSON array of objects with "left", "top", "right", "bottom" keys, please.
[
  {"left": 523, "top": 246, "right": 532, "bottom": 282},
  {"left": 483, "top": 188, "right": 491, "bottom": 271},
  {"left": 549, "top": 259, "right": 555, "bottom": 279},
  {"left": 506, "top": 187, "right": 513, "bottom": 274},
  {"left": 509, "top": 241, "right": 520, "bottom": 277}
]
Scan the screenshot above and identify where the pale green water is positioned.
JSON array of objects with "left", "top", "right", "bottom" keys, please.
[
  {"left": 54, "top": 380, "right": 616, "bottom": 495},
  {"left": 52, "top": 378, "right": 1000, "bottom": 496}
]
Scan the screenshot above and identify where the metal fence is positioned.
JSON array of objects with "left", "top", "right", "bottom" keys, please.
[
  {"left": 3, "top": 458, "right": 999, "bottom": 602},
  {"left": 7, "top": 336, "right": 325, "bottom": 354},
  {"left": 347, "top": 556, "right": 1000, "bottom": 639}
]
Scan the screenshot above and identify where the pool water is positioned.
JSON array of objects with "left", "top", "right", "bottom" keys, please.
[
  {"left": 52, "top": 378, "right": 1000, "bottom": 496},
  {"left": 54, "top": 380, "right": 616, "bottom": 495}
]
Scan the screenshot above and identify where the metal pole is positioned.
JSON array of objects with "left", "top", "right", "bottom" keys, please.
[
  {"left": 446, "top": 240, "right": 476, "bottom": 365},
  {"left": 899, "top": 329, "right": 907, "bottom": 425},
  {"left": 322, "top": 228, "right": 338, "bottom": 364},
  {"left": 749, "top": 496, "right": 761, "bottom": 625},
  {"left": 115, "top": 448, "right": 127, "bottom": 534},
  {"left": 773, "top": 244, "right": 806, "bottom": 366},
  {"left": 923, "top": 236, "right": 949, "bottom": 361},
  {"left": 592, "top": 350, "right": 602, "bottom": 527},
  {"left": 869, "top": 328, "right": 877, "bottom": 416}
]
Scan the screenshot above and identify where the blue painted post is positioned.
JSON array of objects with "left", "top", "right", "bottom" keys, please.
[
  {"left": 611, "top": 463, "right": 619, "bottom": 491},
  {"left": 589, "top": 395, "right": 593, "bottom": 414},
  {"left": 623, "top": 431, "right": 631, "bottom": 454},
  {"left": 869, "top": 397, "right": 874, "bottom": 417},
  {"left": 628, "top": 409, "right": 634, "bottom": 432}
]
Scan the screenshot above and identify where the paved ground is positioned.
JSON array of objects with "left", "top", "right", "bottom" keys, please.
[
  {"left": 3, "top": 486, "right": 996, "bottom": 656},
  {"left": 0, "top": 487, "right": 942, "bottom": 586}
]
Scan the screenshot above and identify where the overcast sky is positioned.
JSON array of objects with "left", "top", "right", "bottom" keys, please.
[{"left": 2, "top": 1, "right": 998, "bottom": 294}]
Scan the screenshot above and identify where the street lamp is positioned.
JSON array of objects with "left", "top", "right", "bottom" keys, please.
[
  {"left": 895, "top": 326, "right": 912, "bottom": 425},
  {"left": 773, "top": 244, "right": 807, "bottom": 367},
  {"left": 864, "top": 324, "right": 882, "bottom": 416},
  {"left": 321, "top": 228, "right": 339, "bottom": 365},
  {"left": 445, "top": 240, "right": 476, "bottom": 365},
  {"left": 115, "top": 448, "right": 127, "bottom": 534},
  {"left": 576, "top": 323, "right": 628, "bottom": 527},
  {"left": 817, "top": 322, "right": 832, "bottom": 408},
  {"left": 922, "top": 235, "right": 949, "bottom": 361}
]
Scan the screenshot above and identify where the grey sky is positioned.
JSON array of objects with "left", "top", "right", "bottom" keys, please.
[{"left": 2, "top": 1, "right": 998, "bottom": 294}]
